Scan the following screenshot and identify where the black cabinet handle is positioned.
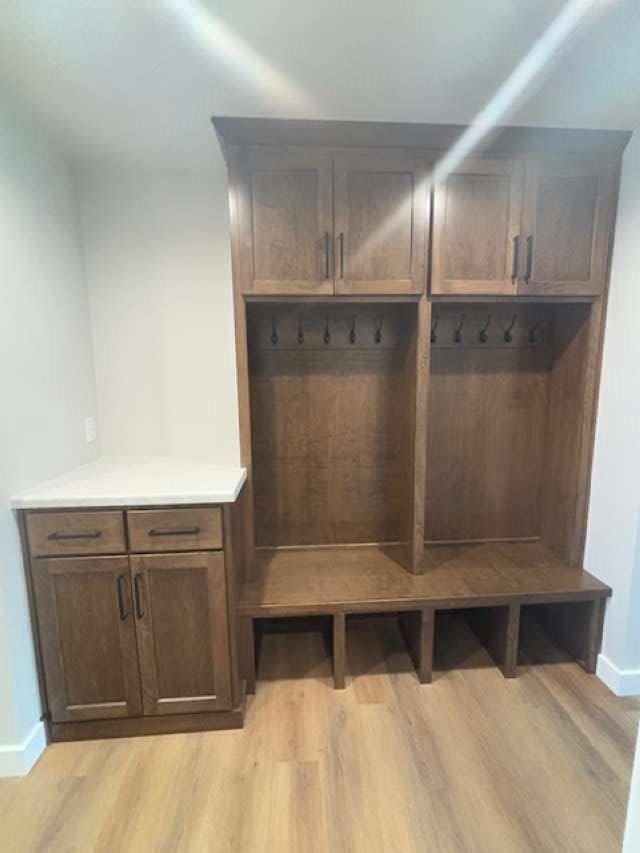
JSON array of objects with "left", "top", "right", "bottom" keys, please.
[
  {"left": 134, "top": 574, "right": 145, "bottom": 619},
  {"left": 338, "top": 233, "right": 344, "bottom": 279},
  {"left": 147, "top": 526, "right": 200, "bottom": 537},
  {"left": 324, "top": 232, "right": 330, "bottom": 279},
  {"left": 47, "top": 530, "right": 102, "bottom": 541},
  {"left": 524, "top": 235, "right": 534, "bottom": 283},
  {"left": 511, "top": 234, "right": 520, "bottom": 282},
  {"left": 116, "top": 574, "right": 130, "bottom": 621}
]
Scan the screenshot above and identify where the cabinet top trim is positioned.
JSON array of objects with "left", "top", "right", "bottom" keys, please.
[{"left": 212, "top": 116, "right": 631, "bottom": 160}]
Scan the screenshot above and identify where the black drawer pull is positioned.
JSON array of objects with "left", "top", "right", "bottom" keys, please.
[
  {"left": 524, "top": 235, "right": 534, "bottom": 283},
  {"left": 47, "top": 530, "right": 102, "bottom": 541},
  {"left": 116, "top": 574, "right": 130, "bottom": 621},
  {"left": 511, "top": 234, "right": 520, "bottom": 281},
  {"left": 147, "top": 525, "right": 200, "bottom": 537},
  {"left": 134, "top": 574, "right": 145, "bottom": 619}
]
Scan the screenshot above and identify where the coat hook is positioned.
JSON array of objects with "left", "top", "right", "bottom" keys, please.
[
  {"left": 323, "top": 316, "right": 331, "bottom": 345},
  {"left": 454, "top": 314, "right": 465, "bottom": 344},
  {"left": 374, "top": 316, "right": 383, "bottom": 344},
  {"left": 431, "top": 314, "right": 439, "bottom": 344},
  {"left": 297, "top": 317, "right": 304, "bottom": 346},
  {"left": 504, "top": 314, "right": 517, "bottom": 343},
  {"left": 529, "top": 318, "right": 543, "bottom": 344},
  {"left": 349, "top": 315, "right": 357, "bottom": 345},
  {"left": 479, "top": 314, "right": 492, "bottom": 343},
  {"left": 270, "top": 316, "right": 278, "bottom": 346}
]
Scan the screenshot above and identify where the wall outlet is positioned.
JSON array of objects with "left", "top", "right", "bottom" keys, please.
[{"left": 84, "top": 416, "right": 97, "bottom": 444}]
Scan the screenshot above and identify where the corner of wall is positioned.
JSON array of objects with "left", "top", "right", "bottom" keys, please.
[{"left": 0, "top": 721, "right": 46, "bottom": 778}]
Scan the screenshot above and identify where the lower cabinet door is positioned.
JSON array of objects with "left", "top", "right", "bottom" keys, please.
[
  {"left": 130, "top": 552, "right": 232, "bottom": 714},
  {"left": 33, "top": 556, "right": 143, "bottom": 722}
]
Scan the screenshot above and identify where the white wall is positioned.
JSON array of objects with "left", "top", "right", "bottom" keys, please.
[
  {"left": 78, "top": 160, "right": 240, "bottom": 466},
  {"left": 624, "top": 731, "right": 640, "bottom": 852},
  {"left": 585, "top": 129, "right": 640, "bottom": 695},
  {"left": 0, "top": 101, "right": 98, "bottom": 774}
]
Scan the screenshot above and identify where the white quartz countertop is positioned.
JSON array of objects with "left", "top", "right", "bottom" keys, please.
[{"left": 11, "top": 457, "right": 247, "bottom": 509}]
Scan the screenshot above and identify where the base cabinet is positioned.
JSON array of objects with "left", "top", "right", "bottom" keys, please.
[{"left": 24, "top": 503, "right": 243, "bottom": 740}]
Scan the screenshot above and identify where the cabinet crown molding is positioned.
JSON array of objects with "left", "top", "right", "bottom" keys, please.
[{"left": 212, "top": 116, "right": 631, "bottom": 160}]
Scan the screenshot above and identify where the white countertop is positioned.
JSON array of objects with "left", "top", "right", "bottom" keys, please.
[{"left": 11, "top": 456, "right": 247, "bottom": 509}]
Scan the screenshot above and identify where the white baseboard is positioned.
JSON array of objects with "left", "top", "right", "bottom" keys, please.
[
  {"left": 0, "top": 721, "right": 46, "bottom": 777},
  {"left": 597, "top": 654, "right": 640, "bottom": 697}
]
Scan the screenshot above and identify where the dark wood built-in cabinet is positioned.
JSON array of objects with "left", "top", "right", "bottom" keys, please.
[
  {"left": 214, "top": 116, "right": 629, "bottom": 694},
  {"left": 235, "top": 145, "right": 428, "bottom": 295},
  {"left": 431, "top": 155, "right": 617, "bottom": 297},
  {"left": 21, "top": 502, "right": 246, "bottom": 741}
]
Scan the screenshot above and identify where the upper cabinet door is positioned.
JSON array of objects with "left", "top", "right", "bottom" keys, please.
[
  {"left": 333, "top": 151, "right": 429, "bottom": 294},
  {"left": 131, "top": 552, "right": 232, "bottom": 715},
  {"left": 238, "top": 147, "right": 334, "bottom": 295},
  {"left": 431, "top": 158, "right": 524, "bottom": 295},
  {"left": 519, "top": 158, "right": 617, "bottom": 296},
  {"left": 32, "top": 556, "right": 142, "bottom": 723}
]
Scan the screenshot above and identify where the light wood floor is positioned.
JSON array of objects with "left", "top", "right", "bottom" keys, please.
[{"left": 1, "top": 615, "right": 638, "bottom": 853}]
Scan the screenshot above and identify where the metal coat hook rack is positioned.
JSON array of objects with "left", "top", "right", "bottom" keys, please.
[
  {"left": 504, "top": 314, "right": 517, "bottom": 343},
  {"left": 479, "top": 315, "right": 492, "bottom": 343},
  {"left": 529, "top": 318, "right": 543, "bottom": 344}
]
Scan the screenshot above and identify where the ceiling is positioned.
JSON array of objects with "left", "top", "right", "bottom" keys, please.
[{"left": 1, "top": 0, "right": 639, "bottom": 167}]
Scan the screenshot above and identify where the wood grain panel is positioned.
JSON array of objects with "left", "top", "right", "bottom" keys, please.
[
  {"left": 426, "top": 336, "right": 551, "bottom": 542},
  {"left": 237, "top": 146, "right": 334, "bottom": 294},
  {"left": 334, "top": 150, "right": 429, "bottom": 294},
  {"left": 127, "top": 506, "right": 223, "bottom": 552},
  {"left": 540, "top": 303, "right": 595, "bottom": 564},
  {"left": 240, "top": 542, "right": 610, "bottom": 616},
  {"left": 431, "top": 158, "right": 524, "bottom": 295},
  {"left": 26, "top": 510, "right": 125, "bottom": 557},
  {"left": 520, "top": 158, "right": 617, "bottom": 296},
  {"left": 249, "top": 305, "right": 414, "bottom": 546},
  {"left": 131, "top": 552, "right": 232, "bottom": 715},
  {"left": 32, "top": 556, "right": 142, "bottom": 722}
]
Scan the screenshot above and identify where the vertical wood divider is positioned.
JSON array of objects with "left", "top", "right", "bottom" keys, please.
[
  {"left": 240, "top": 616, "right": 256, "bottom": 695},
  {"left": 407, "top": 295, "right": 431, "bottom": 573},
  {"left": 584, "top": 598, "right": 606, "bottom": 674},
  {"left": 503, "top": 603, "right": 521, "bottom": 679},
  {"left": 226, "top": 145, "right": 256, "bottom": 576},
  {"left": 333, "top": 613, "right": 347, "bottom": 689}
]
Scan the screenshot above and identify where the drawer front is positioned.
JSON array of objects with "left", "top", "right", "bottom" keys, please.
[
  {"left": 26, "top": 511, "right": 126, "bottom": 557},
  {"left": 127, "top": 507, "right": 223, "bottom": 552}
]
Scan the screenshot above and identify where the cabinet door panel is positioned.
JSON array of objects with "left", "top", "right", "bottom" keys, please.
[
  {"left": 519, "top": 159, "right": 617, "bottom": 296},
  {"left": 131, "top": 552, "right": 232, "bottom": 714},
  {"left": 431, "top": 158, "right": 524, "bottom": 295},
  {"left": 33, "top": 556, "right": 142, "bottom": 722},
  {"left": 238, "top": 147, "right": 334, "bottom": 295},
  {"left": 334, "top": 151, "right": 429, "bottom": 294}
]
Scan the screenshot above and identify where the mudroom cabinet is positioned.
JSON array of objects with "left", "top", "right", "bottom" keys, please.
[
  {"left": 14, "top": 460, "right": 248, "bottom": 742},
  {"left": 214, "top": 116, "right": 627, "bottom": 694},
  {"left": 235, "top": 145, "right": 429, "bottom": 295}
]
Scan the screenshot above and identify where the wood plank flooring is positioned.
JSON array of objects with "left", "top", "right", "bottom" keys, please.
[{"left": 0, "top": 616, "right": 637, "bottom": 853}]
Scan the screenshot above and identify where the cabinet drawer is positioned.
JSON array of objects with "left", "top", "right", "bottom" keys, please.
[
  {"left": 26, "top": 511, "right": 126, "bottom": 557},
  {"left": 127, "top": 507, "right": 223, "bottom": 552}
]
